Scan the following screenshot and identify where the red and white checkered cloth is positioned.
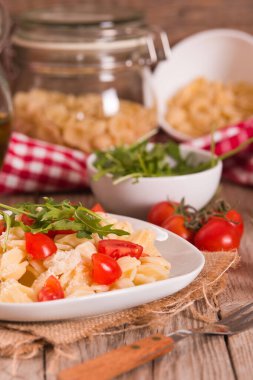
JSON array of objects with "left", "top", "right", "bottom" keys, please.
[
  {"left": 187, "top": 118, "right": 253, "bottom": 186},
  {"left": 0, "top": 132, "right": 88, "bottom": 193},
  {"left": 0, "top": 120, "right": 253, "bottom": 194}
]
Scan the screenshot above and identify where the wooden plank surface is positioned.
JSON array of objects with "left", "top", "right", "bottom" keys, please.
[{"left": 218, "top": 182, "right": 253, "bottom": 380}]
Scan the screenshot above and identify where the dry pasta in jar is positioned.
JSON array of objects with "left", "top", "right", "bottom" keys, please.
[{"left": 13, "top": 90, "right": 157, "bottom": 153}]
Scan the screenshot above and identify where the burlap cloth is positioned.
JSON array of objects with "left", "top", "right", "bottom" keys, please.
[{"left": 0, "top": 250, "right": 239, "bottom": 359}]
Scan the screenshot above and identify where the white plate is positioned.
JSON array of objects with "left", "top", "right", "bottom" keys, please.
[
  {"left": 0, "top": 215, "right": 205, "bottom": 322},
  {"left": 153, "top": 28, "right": 253, "bottom": 141}
]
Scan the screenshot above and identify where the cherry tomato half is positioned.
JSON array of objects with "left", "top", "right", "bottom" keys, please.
[
  {"left": 92, "top": 253, "right": 122, "bottom": 285},
  {"left": 91, "top": 203, "right": 105, "bottom": 213},
  {"left": 21, "top": 213, "right": 35, "bottom": 226},
  {"left": 0, "top": 220, "right": 6, "bottom": 235},
  {"left": 98, "top": 239, "right": 143, "bottom": 259},
  {"left": 25, "top": 232, "right": 57, "bottom": 260},
  {"left": 38, "top": 275, "right": 64, "bottom": 302},
  {"left": 147, "top": 201, "right": 177, "bottom": 226},
  {"left": 47, "top": 229, "right": 75, "bottom": 238},
  {"left": 161, "top": 214, "right": 195, "bottom": 242},
  {"left": 194, "top": 219, "right": 241, "bottom": 251}
]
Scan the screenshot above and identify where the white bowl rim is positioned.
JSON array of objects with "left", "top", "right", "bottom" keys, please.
[
  {"left": 171, "top": 28, "right": 253, "bottom": 55},
  {"left": 87, "top": 144, "right": 222, "bottom": 182}
]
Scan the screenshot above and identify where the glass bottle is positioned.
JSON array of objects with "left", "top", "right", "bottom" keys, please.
[{"left": 0, "top": 0, "right": 11, "bottom": 161}]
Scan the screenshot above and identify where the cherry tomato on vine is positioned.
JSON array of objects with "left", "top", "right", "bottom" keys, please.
[
  {"left": 194, "top": 219, "right": 241, "bottom": 251},
  {"left": 98, "top": 239, "right": 143, "bottom": 259},
  {"left": 224, "top": 209, "right": 244, "bottom": 237},
  {"left": 38, "top": 275, "right": 64, "bottom": 302},
  {"left": 92, "top": 253, "right": 122, "bottom": 285},
  {"left": 91, "top": 203, "right": 105, "bottom": 213},
  {"left": 161, "top": 214, "right": 195, "bottom": 242},
  {"left": 208, "top": 209, "right": 244, "bottom": 238},
  {"left": 147, "top": 201, "right": 178, "bottom": 226},
  {"left": 25, "top": 232, "right": 57, "bottom": 260},
  {"left": 0, "top": 220, "right": 6, "bottom": 235},
  {"left": 21, "top": 213, "right": 35, "bottom": 226}
]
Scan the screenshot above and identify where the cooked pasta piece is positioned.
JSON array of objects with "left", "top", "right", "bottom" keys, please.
[
  {"left": 134, "top": 256, "right": 171, "bottom": 285},
  {"left": 123, "top": 230, "right": 161, "bottom": 257},
  {"left": 0, "top": 247, "right": 28, "bottom": 281},
  {"left": 0, "top": 279, "right": 35, "bottom": 302}
]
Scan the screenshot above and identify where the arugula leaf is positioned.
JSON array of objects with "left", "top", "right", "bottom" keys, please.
[
  {"left": 0, "top": 211, "right": 12, "bottom": 251},
  {"left": 0, "top": 198, "right": 129, "bottom": 248},
  {"left": 93, "top": 140, "right": 217, "bottom": 183}
]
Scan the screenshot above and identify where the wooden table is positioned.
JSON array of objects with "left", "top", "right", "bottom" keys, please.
[
  {"left": 3, "top": 1, "right": 253, "bottom": 378},
  {"left": 0, "top": 180, "right": 252, "bottom": 380}
]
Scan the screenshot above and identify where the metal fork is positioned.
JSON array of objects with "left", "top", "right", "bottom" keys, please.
[
  {"left": 171, "top": 301, "right": 253, "bottom": 343},
  {"left": 58, "top": 302, "right": 253, "bottom": 380}
]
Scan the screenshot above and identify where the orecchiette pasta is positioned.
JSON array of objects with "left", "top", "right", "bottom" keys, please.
[
  {"left": 0, "top": 214, "right": 171, "bottom": 303},
  {"left": 166, "top": 77, "right": 253, "bottom": 137}
]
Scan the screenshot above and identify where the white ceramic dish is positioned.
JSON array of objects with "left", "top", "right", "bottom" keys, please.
[
  {"left": 153, "top": 28, "right": 253, "bottom": 141},
  {"left": 0, "top": 214, "right": 204, "bottom": 322},
  {"left": 87, "top": 145, "right": 222, "bottom": 218}
]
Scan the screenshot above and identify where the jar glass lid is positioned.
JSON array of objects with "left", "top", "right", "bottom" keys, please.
[{"left": 12, "top": 5, "right": 150, "bottom": 51}]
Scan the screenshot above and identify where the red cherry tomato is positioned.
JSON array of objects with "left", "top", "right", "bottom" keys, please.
[
  {"left": 92, "top": 253, "right": 122, "bottom": 285},
  {"left": 25, "top": 232, "right": 57, "bottom": 260},
  {"left": 209, "top": 209, "right": 244, "bottom": 238},
  {"left": 21, "top": 213, "right": 35, "bottom": 226},
  {"left": 46, "top": 229, "right": 75, "bottom": 238},
  {"left": 225, "top": 209, "right": 244, "bottom": 237},
  {"left": 98, "top": 239, "right": 143, "bottom": 259},
  {"left": 161, "top": 215, "right": 195, "bottom": 242},
  {"left": 91, "top": 203, "right": 105, "bottom": 213},
  {"left": 38, "top": 275, "right": 64, "bottom": 302},
  {"left": 194, "top": 219, "right": 241, "bottom": 251},
  {"left": 0, "top": 220, "right": 6, "bottom": 235},
  {"left": 147, "top": 201, "right": 177, "bottom": 226}
]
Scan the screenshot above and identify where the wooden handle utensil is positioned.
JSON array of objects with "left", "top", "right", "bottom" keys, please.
[{"left": 58, "top": 334, "right": 175, "bottom": 380}]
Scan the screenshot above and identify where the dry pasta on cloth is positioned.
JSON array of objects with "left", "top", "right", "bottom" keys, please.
[{"left": 0, "top": 213, "right": 171, "bottom": 303}]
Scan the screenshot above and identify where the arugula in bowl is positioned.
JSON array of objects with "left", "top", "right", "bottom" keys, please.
[{"left": 92, "top": 140, "right": 218, "bottom": 184}]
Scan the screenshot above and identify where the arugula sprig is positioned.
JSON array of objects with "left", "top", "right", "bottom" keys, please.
[
  {"left": 0, "top": 198, "right": 129, "bottom": 242},
  {"left": 93, "top": 140, "right": 218, "bottom": 184}
]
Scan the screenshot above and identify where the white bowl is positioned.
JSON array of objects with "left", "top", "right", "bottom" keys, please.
[
  {"left": 87, "top": 145, "right": 222, "bottom": 218},
  {"left": 153, "top": 29, "right": 253, "bottom": 141}
]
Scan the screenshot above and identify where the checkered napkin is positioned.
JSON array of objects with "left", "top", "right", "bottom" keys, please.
[
  {"left": 186, "top": 119, "right": 253, "bottom": 186},
  {"left": 0, "top": 132, "right": 88, "bottom": 193},
  {"left": 0, "top": 120, "right": 253, "bottom": 194}
]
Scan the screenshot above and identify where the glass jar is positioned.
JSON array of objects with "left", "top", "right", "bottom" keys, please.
[
  {"left": 0, "top": 0, "right": 12, "bottom": 162},
  {"left": 11, "top": 5, "right": 170, "bottom": 153}
]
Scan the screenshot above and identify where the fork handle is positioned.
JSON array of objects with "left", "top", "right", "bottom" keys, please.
[{"left": 58, "top": 333, "right": 185, "bottom": 380}]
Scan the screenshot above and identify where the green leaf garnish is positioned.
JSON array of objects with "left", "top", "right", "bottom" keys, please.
[
  {"left": 0, "top": 198, "right": 129, "bottom": 250},
  {"left": 93, "top": 140, "right": 219, "bottom": 183}
]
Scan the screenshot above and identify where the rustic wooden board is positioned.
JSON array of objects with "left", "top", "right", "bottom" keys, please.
[{"left": 218, "top": 182, "right": 253, "bottom": 380}]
